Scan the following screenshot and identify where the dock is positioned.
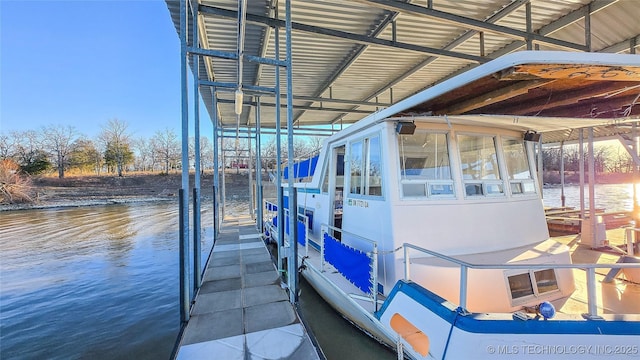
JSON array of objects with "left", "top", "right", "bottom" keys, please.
[{"left": 175, "top": 215, "right": 321, "bottom": 360}]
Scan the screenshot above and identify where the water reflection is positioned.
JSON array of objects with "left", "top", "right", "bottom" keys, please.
[
  {"left": 0, "top": 202, "right": 213, "bottom": 360},
  {"left": 543, "top": 183, "right": 637, "bottom": 212}
]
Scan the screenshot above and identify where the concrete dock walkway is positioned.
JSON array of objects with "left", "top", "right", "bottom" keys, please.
[{"left": 175, "top": 215, "right": 320, "bottom": 360}]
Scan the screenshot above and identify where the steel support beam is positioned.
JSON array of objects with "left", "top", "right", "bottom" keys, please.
[
  {"left": 212, "top": 92, "right": 220, "bottom": 236},
  {"left": 285, "top": 0, "right": 298, "bottom": 304},
  {"left": 192, "top": 5, "right": 202, "bottom": 291},
  {"left": 215, "top": 98, "right": 372, "bottom": 114},
  {"left": 358, "top": 0, "right": 588, "bottom": 51},
  {"left": 198, "top": 4, "right": 487, "bottom": 63},
  {"left": 328, "top": 0, "right": 529, "bottom": 124},
  {"left": 201, "top": 85, "right": 390, "bottom": 107},
  {"left": 599, "top": 34, "right": 640, "bottom": 54},
  {"left": 255, "top": 99, "right": 263, "bottom": 232},
  {"left": 274, "top": 7, "right": 284, "bottom": 275},
  {"left": 178, "top": 0, "right": 191, "bottom": 324}
]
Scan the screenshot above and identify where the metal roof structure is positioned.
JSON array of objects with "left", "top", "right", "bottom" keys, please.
[
  {"left": 166, "top": 0, "right": 640, "bottom": 324},
  {"left": 165, "top": 0, "right": 640, "bottom": 140}
]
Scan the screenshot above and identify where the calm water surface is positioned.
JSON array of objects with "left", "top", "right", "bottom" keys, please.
[
  {"left": 543, "top": 183, "right": 638, "bottom": 211},
  {"left": 0, "top": 202, "right": 212, "bottom": 359},
  {"left": 0, "top": 200, "right": 394, "bottom": 359},
  {"left": 1, "top": 183, "right": 634, "bottom": 359}
]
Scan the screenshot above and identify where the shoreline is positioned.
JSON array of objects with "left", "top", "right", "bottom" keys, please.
[{"left": 0, "top": 172, "right": 252, "bottom": 212}]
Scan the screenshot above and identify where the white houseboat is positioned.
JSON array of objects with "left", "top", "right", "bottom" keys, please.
[{"left": 266, "top": 51, "right": 640, "bottom": 359}]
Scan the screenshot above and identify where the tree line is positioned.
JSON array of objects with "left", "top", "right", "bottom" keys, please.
[
  {"left": 0, "top": 118, "right": 325, "bottom": 179},
  {"left": 541, "top": 142, "right": 635, "bottom": 180}
]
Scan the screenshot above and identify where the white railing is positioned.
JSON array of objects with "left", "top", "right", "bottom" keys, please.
[{"left": 402, "top": 243, "right": 640, "bottom": 317}]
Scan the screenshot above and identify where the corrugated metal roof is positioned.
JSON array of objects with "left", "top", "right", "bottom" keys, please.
[{"left": 165, "top": 0, "right": 640, "bottom": 138}]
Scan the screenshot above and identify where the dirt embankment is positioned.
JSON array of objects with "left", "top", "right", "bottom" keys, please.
[{"left": 1, "top": 171, "right": 259, "bottom": 211}]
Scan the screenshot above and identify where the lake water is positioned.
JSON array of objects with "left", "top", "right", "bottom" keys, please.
[
  {"left": 0, "top": 201, "right": 394, "bottom": 360},
  {"left": 1, "top": 183, "right": 634, "bottom": 359},
  {"left": 543, "top": 183, "right": 638, "bottom": 212}
]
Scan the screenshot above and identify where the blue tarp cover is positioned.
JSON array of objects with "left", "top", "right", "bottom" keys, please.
[
  {"left": 323, "top": 233, "right": 372, "bottom": 294},
  {"left": 284, "top": 155, "right": 319, "bottom": 179},
  {"left": 272, "top": 216, "right": 306, "bottom": 245}
]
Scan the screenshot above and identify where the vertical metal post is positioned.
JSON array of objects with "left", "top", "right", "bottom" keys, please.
[
  {"left": 403, "top": 245, "right": 410, "bottom": 281},
  {"left": 285, "top": 0, "right": 298, "bottom": 304},
  {"left": 537, "top": 136, "right": 543, "bottom": 192},
  {"left": 248, "top": 125, "right": 255, "bottom": 219},
  {"left": 192, "top": 4, "right": 202, "bottom": 290},
  {"left": 288, "top": 187, "right": 298, "bottom": 303},
  {"left": 633, "top": 123, "right": 639, "bottom": 224},
  {"left": 275, "top": 7, "right": 284, "bottom": 274},
  {"left": 588, "top": 127, "right": 597, "bottom": 246},
  {"left": 586, "top": 267, "right": 597, "bottom": 317},
  {"left": 585, "top": 3, "right": 592, "bottom": 51},
  {"left": 459, "top": 265, "right": 468, "bottom": 312},
  {"left": 560, "top": 141, "right": 565, "bottom": 207},
  {"left": 525, "top": 2, "right": 532, "bottom": 50},
  {"left": 256, "top": 99, "right": 263, "bottom": 232},
  {"left": 179, "top": 0, "right": 191, "bottom": 323},
  {"left": 221, "top": 135, "right": 227, "bottom": 220},
  {"left": 212, "top": 92, "right": 220, "bottom": 236},
  {"left": 372, "top": 242, "right": 378, "bottom": 312},
  {"left": 579, "top": 129, "right": 585, "bottom": 220}
]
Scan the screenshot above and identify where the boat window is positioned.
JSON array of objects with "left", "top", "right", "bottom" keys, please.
[
  {"left": 502, "top": 138, "right": 536, "bottom": 195},
  {"left": 398, "top": 131, "right": 454, "bottom": 198},
  {"left": 508, "top": 273, "right": 534, "bottom": 299},
  {"left": 366, "top": 135, "right": 383, "bottom": 196},
  {"left": 507, "top": 269, "right": 559, "bottom": 305},
  {"left": 321, "top": 159, "right": 329, "bottom": 193},
  {"left": 534, "top": 269, "right": 559, "bottom": 294},
  {"left": 349, "top": 135, "right": 384, "bottom": 197},
  {"left": 350, "top": 140, "right": 363, "bottom": 195},
  {"left": 457, "top": 134, "right": 504, "bottom": 197}
]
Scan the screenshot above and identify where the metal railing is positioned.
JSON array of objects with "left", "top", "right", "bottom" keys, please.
[
  {"left": 263, "top": 200, "right": 309, "bottom": 253},
  {"left": 402, "top": 243, "right": 640, "bottom": 317}
]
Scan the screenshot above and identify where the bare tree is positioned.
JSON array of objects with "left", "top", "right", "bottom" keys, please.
[
  {"left": 133, "top": 137, "right": 153, "bottom": 172},
  {"left": 41, "top": 125, "right": 78, "bottom": 178},
  {"left": 98, "top": 119, "right": 131, "bottom": 177},
  {"left": 189, "top": 136, "right": 214, "bottom": 173},
  {"left": 152, "top": 128, "right": 179, "bottom": 174},
  {"left": 11, "top": 130, "right": 51, "bottom": 175},
  {"left": 307, "top": 136, "right": 324, "bottom": 152},
  {"left": 0, "top": 133, "right": 14, "bottom": 160}
]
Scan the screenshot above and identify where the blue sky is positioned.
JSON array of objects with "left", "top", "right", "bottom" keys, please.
[{"left": 1, "top": 0, "right": 210, "bottom": 140}]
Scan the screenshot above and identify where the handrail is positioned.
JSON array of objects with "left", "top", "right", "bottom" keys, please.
[
  {"left": 402, "top": 242, "right": 640, "bottom": 317},
  {"left": 321, "top": 223, "right": 379, "bottom": 311}
]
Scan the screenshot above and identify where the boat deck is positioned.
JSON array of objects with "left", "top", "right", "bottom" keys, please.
[
  {"left": 552, "top": 229, "right": 640, "bottom": 316},
  {"left": 175, "top": 215, "right": 320, "bottom": 360},
  {"left": 299, "top": 226, "right": 639, "bottom": 320}
]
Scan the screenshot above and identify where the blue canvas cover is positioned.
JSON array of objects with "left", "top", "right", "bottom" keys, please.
[{"left": 323, "top": 233, "right": 372, "bottom": 294}]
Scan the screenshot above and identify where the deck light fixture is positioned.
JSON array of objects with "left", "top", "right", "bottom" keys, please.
[
  {"left": 524, "top": 130, "right": 540, "bottom": 142},
  {"left": 234, "top": 88, "right": 244, "bottom": 115},
  {"left": 396, "top": 121, "right": 416, "bottom": 135}
]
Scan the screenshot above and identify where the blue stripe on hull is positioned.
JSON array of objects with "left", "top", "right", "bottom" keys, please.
[{"left": 377, "top": 281, "right": 640, "bottom": 336}]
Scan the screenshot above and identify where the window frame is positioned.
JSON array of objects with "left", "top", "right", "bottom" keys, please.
[
  {"left": 505, "top": 269, "right": 561, "bottom": 306},
  {"left": 397, "top": 130, "right": 455, "bottom": 199},
  {"left": 501, "top": 136, "right": 537, "bottom": 196},
  {"left": 457, "top": 132, "right": 505, "bottom": 198},
  {"left": 347, "top": 132, "right": 385, "bottom": 199}
]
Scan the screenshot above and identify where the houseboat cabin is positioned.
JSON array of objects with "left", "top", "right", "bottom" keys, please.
[
  {"left": 266, "top": 51, "right": 640, "bottom": 359},
  {"left": 295, "top": 116, "right": 574, "bottom": 313}
]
